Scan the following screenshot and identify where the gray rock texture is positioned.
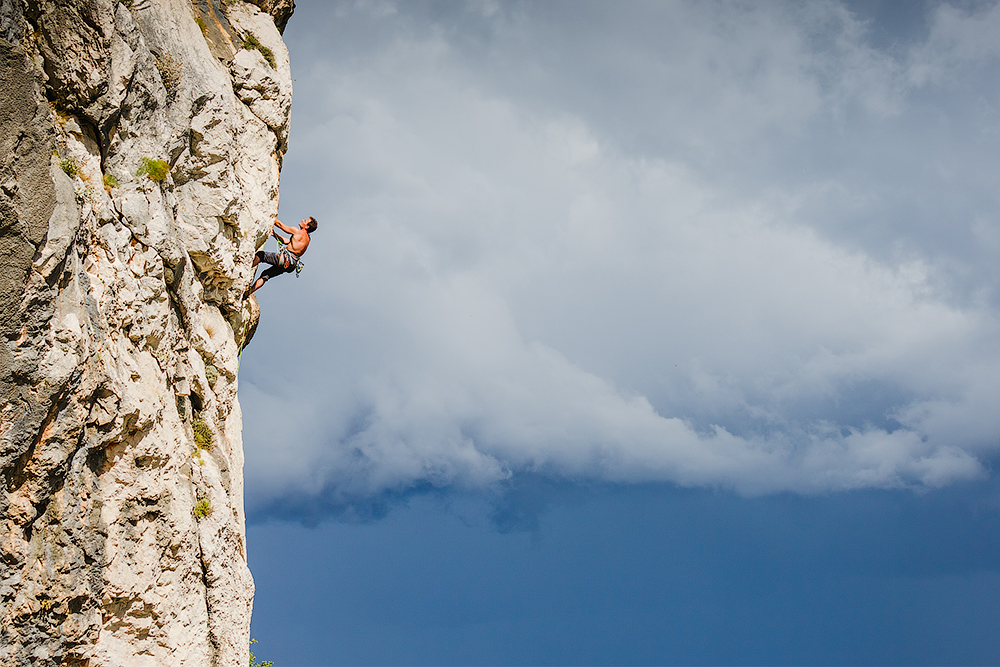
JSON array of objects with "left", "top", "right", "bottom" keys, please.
[{"left": 0, "top": 0, "right": 292, "bottom": 664}]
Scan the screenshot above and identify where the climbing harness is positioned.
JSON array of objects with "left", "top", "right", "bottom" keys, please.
[{"left": 275, "top": 236, "right": 304, "bottom": 277}]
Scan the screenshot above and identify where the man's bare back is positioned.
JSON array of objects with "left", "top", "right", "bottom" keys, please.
[{"left": 273, "top": 218, "right": 311, "bottom": 256}]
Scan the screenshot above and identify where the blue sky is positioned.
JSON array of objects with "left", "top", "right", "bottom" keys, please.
[
  {"left": 247, "top": 482, "right": 1000, "bottom": 665},
  {"left": 240, "top": 1, "right": 1000, "bottom": 663}
]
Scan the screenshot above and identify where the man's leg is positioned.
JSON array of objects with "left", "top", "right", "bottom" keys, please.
[
  {"left": 245, "top": 264, "right": 284, "bottom": 297},
  {"left": 247, "top": 276, "right": 265, "bottom": 295},
  {"left": 245, "top": 251, "right": 282, "bottom": 298}
]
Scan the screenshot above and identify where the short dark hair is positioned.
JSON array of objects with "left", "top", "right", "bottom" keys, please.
[{"left": 305, "top": 216, "right": 318, "bottom": 232}]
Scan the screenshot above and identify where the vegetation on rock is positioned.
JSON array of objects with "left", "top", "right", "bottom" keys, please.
[
  {"left": 60, "top": 156, "right": 80, "bottom": 177},
  {"left": 136, "top": 156, "right": 170, "bottom": 182},
  {"left": 193, "top": 417, "right": 214, "bottom": 451},
  {"left": 155, "top": 52, "right": 183, "bottom": 92},
  {"left": 193, "top": 498, "right": 213, "bottom": 519},
  {"left": 242, "top": 32, "right": 276, "bottom": 68}
]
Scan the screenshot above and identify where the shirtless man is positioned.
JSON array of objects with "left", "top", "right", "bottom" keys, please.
[{"left": 245, "top": 216, "right": 317, "bottom": 298}]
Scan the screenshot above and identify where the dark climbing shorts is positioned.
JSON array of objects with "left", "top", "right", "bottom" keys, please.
[{"left": 256, "top": 248, "right": 299, "bottom": 285}]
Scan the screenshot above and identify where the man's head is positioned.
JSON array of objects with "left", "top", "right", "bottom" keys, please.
[{"left": 301, "top": 216, "right": 318, "bottom": 232}]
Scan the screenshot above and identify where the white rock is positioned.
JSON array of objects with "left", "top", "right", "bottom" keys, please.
[{"left": 0, "top": 0, "right": 289, "bottom": 664}]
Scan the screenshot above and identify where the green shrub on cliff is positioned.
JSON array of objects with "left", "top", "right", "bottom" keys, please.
[
  {"left": 60, "top": 156, "right": 80, "bottom": 178},
  {"left": 242, "top": 32, "right": 276, "bottom": 68},
  {"left": 193, "top": 498, "right": 213, "bottom": 519},
  {"left": 136, "top": 156, "right": 169, "bottom": 182},
  {"left": 192, "top": 417, "right": 213, "bottom": 451}
]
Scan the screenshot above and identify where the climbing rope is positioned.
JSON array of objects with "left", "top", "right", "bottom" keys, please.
[{"left": 236, "top": 303, "right": 251, "bottom": 376}]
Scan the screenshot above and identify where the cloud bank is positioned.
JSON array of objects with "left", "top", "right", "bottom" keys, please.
[{"left": 240, "top": 0, "right": 1000, "bottom": 514}]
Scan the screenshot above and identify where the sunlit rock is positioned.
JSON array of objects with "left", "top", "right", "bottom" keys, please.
[{"left": 0, "top": 0, "right": 293, "bottom": 664}]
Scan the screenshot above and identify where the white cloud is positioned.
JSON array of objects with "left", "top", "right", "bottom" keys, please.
[
  {"left": 240, "top": 1, "right": 1000, "bottom": 511},
  {"left": 908, "top": 2, "right": 1000, "bottom": 86}
]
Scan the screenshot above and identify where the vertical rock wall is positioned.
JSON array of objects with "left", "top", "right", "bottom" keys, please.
[{"left": 0, "top": 0, "right": 293, "bottom": 664}]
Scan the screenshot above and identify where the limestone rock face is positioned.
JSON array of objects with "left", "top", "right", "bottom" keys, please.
[{"left": 0, "top": 0, "right": 291, "bottom": 664}]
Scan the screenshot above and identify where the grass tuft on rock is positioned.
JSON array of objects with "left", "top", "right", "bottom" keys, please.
[
  {"left": 103, "top": 173, "right": 119, "bottom": 191},
  {"left": 60, "top": 156, "right": 80, "bottom": 178},
  {"left": 192, "top": 417, "right": 213, "bottom": 451},
  {"left": 136, "top": 156, "right": 169, "bottom": 182},
  {"left": 242, "top": 32, "right": 276, "bottom": 68},
  {"left": 193, "top": 498, "right": 213, "bottom": 519}
]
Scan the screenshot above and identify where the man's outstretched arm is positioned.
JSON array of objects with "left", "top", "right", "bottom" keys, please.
[{"left": 273, "top": 218, "right": 297, "bottom": 234}]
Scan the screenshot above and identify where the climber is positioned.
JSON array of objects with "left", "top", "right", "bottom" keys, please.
[{"left": 244, "top": 216, "right": 317, "bottom": 298}]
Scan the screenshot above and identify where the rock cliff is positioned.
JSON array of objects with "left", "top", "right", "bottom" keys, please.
[{"left": 0, "top": 0, "right": 293, "bottom": 664}]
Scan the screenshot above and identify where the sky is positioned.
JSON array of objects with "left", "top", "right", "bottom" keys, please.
[{"left": 239, "top": 1, "right": 1000, "bottom": 664}]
